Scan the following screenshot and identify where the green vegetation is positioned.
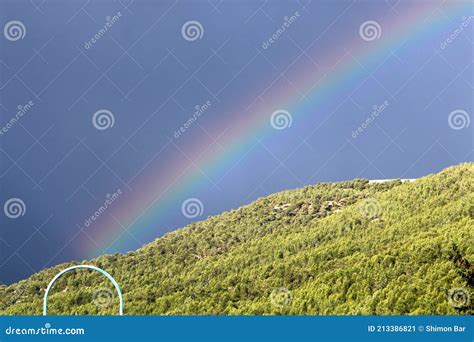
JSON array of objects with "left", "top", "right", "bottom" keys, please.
[{"left": 0, "top": 163, "right": 472, "bottom": 315}]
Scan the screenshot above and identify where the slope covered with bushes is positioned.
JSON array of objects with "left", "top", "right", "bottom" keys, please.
[{"left": 0, "top": 163, "right": 472, "bottom": 315}]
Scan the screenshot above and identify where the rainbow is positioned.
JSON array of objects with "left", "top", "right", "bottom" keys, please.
[{"left": 84, "top": 0, "right": 470, "bottom": 256}]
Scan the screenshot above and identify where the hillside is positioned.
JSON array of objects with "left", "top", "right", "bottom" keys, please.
[{"left": 0, "top": 163, "right": 472, "bottom": 315}]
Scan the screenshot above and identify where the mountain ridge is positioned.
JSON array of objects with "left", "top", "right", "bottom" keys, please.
[{"left": 0, "top": 163, "right": 472, "bottom": 315}]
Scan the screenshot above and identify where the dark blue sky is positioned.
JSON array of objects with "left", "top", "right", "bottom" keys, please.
[{"left": 0, "top": 0, "right": 472, "bottom": 284}]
